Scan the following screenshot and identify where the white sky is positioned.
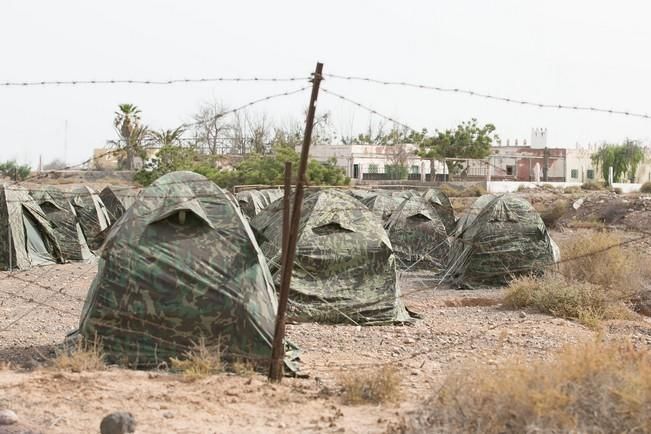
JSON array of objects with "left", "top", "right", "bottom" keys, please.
[{"left": 1, "top": 0, "right": 650, "bottom": 167}]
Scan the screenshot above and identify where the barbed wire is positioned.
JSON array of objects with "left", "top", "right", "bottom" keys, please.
[
  {"left": 325, "top": 73, "right": 651, "bottom": 120},
  {"left": 0, "top": 76, "right": 310, "bottom": 87}
]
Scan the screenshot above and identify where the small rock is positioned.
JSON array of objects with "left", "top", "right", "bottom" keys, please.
[
  {"left": 519, "top": 311, "right": 527, "bottom": 319},
  {"left": 163, "top": 411, "right": 174, "bottom": 419},
  {"left": 100, "top": 412, "right": 136, "bottom": 434},
  {"left": 0, "top": 409, "right": 18, "bottom": 425}
]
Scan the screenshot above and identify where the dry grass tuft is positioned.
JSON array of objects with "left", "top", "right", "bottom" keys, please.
[
  {"left": 582, "top": 181, "right": 605, "bottom": 190},
  {"left": 409, "top": 340, "right": 651, "bottom": 434},
  {"left": 437, "top": 184, "right": 486, "bottom": 198},
  {"left": 559, "top": 231, "right": 646, "bottom": 294},
  {"left": 539, "top": 200, "right": 569, "bottom": 228},
  {"left": 54, "top": 336, "right": 105, "bottom": 372},
  {"left": 339, "top": 365, "right": 402, "bottom": 405},
  {"left": 170, "top": 338, "right": 222, "bottom": 380},
  {"left": 641, "top": 181, "right": 651, "bottom": 194},
  {"left": 563, "top": 185, "right": 582, "bottom": 194},
  {"left": 230, "top": 359, "right": 256, "bottom": 377}
]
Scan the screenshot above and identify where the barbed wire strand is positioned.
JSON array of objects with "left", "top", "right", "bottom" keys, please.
[
  {"left": 0, "top": 76, "right": 310, "bottom": 87},
  {"left": 325, "top": 73, "right": 651, "bottom": 120}
]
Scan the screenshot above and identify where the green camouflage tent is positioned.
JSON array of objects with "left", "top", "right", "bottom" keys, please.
[
  {"left": 446, "top": 194, "right": 559, "bottom": 288},
  {"left": 251, "top": 189, "right": 411, "bottom": 324},
  {"left": 75, "top": 171, "right": 285, "bottom": 368},
  {"left": 72, "top": 186, "right": 111, "bottom": 251},
  {"left": 0, "top": 185, "right": 63, "bottom": 270},
  {"left": 236, "top": 189, "right": 284, "bottom": 220},
  {"left": 30, "top": 187, "right": 93, "bottom": 262},
  {"left": 99, "top": 186, "right": 138, "bottom": 223},
  {"left": 385, "top": 195, "right": 450, "bottom": 271},
  {"left": 361, "top": 192, "right": 406, "bottom": 221},
  {"left": 421, "top": 188, "right": 456, "bottom": 234}
]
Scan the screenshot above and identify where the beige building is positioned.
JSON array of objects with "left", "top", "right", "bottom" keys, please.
[{"left": 92, "top": 148, "right": 159, "bottom": 170}]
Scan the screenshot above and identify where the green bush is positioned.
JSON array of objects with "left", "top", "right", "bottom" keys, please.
[{"left": 0, "top": 161, "right": 31, "bottom": 181}]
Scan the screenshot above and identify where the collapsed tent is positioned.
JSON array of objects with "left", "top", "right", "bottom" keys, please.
[
  {"left": 99, "top": 186, "right": 137, "bottom": 223},
  {"left": 251, "top": 189, "right": 411, "bottom": 324},
  {"left": 361, "top": 192, "right": 406, "bottom": 221},
  {"left": 385, "top": 196, "right": 450, "bottom": 270},
  {"left": 446, "top": 194, "right": 559, "bottom": 288},
  {"left": 30, "top": 188, "right": 93, "bottom": 262},
  {"left": 75, "top": 171, "right": 284, "bottom": 367},
  {"left": 236, "top": 189, "right": 284, "bottom": 220},
  {"left": 0, "top": 185, "right": 63, "bottom": 270},
  {"left": 71, "top": 186, "right": 111, "bottom": 251}
]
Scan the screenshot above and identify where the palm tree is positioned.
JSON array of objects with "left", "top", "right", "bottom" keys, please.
[
  {"left": 113, "top": 104, "right": 145, "bottom": 170},
  {"left": 148, "top": 126, "right": 186, "bottom": 147}
]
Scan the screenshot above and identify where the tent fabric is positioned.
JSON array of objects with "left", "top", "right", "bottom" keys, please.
[
  {"left": 361, "top": 193, "right": 406, "bottom": 221},
  {"left": 99, "top": 186, "right": 137, "bottom": 223},
  {"left": 384, "top": 196, "right": 450, "bottom": 271},
  {"left": 251, "top": 189, "right": 411, "bottom": 325},
  {"left": 0, "top": 185, "right": 62, "bottom": 270},
  {"left": 421, "top": 188, "right": 456, "bottom": 234},
  {"left": 446, "top": 194, "right": 558, "bottom": 288},
  {"left": 76, "top": 171, "right": 285, "bottom": 368},
  {"left": 30, "top": 188, "right": 93, "bottom": 262},
  {"left": 236, "top": 189, "right": 284, "bottom": 220},
  {"left": 72, "top": 186, "right": 111, "bottom": 251}
]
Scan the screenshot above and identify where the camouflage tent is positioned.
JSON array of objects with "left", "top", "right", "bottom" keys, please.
[
  {"left": 0, "top": 185, "right": 62, "bottom": 270},
  {"left": 30, "top": 188, "right": 93, "bottom": 262},
  {"left": 251, "top": 189, "right": 411, "bottom": 324},
  {"left": 236, "top": 189, "right": 284, "bottom": 220},
  {"left": 72, "top": 186, "right": 111, "bottom": 251},
  {"left": 76, "top": 171, "right": 285, "bottom": 368},
  {"left": 361, "top": 192, "right": 406, "bottom": 221},
  {"left": 446, "top": 194, "right": 558, "bottom": 288},
  {"left": 385, "top": 195, "right": 450, "bottom": 271},
  {"left": 347, "top": 188, "right": 378, "bottom": 202},
  {"left": 99, "top": 186, "right": 137, "bottom": 223},
  {"left": 421, "top": 188, "right": 456, "bottom": 234}
]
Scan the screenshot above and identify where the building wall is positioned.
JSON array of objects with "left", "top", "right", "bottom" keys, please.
[
  {"left": 565, "top": 149, "right": 598, "bottom": 183},
  {"left": 490, "top": 146, "right": 566, "bottom": 181}
]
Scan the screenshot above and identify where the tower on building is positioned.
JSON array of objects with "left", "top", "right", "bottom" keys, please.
[{"left": 531, "top": 128, "right": 548, "bottom": 149}]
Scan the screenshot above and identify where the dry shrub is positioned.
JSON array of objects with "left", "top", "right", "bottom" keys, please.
[
  {"left": 54, "top": 336, "right": 105, "bottom": 372},
  {"left": 640, "top": 181, "right": 651, "bottom": 193},
  {"left": 170, "top": 338, "right": 222, "bottom": 380},
  {"left": 339, "top": 365, "right": 401, "bottom": 405},
  {"left": 230, "top": 359, "right": 256, "bottom": 377},
  {"left": 503, "top": 274, "right": 631, "bottom": 328},
  {"left": 539, "top": 200, "right": 568, "bottom": 228},
  {"left": 559, "top": 231, "right": 644, "bottom": 295},
  {"left": 437, "top": 184, "right": 486, "bottom": 198},
  {"left": 582, "top": 181, "right": 605, "bottom": 190},
  {"left": 410, "top": 340, "right": 651, "bottom": 434},
  {"left": 563, "top": 185, "right": 582, "bottom": 194},
  {"left": 565, "top": 219, "right": 606, "bottom": 230}
]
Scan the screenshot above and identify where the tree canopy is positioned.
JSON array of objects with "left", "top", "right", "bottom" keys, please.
[
  {"left": 591, "top": 139, "right": 646, "bottom": 184},
  {"left": 418, "top": 119, "right": 497, "bottom": 161},
  {"left": 0, "top": 161, "right": 31, "bottom": 180}
]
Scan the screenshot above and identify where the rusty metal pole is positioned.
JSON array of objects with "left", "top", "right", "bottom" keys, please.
[
  {"left": 268, "top": 62, "right": 323, "bottom": 382},
  {"left": 269, "top": 161, "right": 292, "bottom": 381}
]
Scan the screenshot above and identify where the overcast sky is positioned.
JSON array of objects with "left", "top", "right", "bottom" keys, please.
[{"left": 1, "top": 0, "right": 650, "bottom": 167}]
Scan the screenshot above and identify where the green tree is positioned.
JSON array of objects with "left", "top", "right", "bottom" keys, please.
[
  {"left": 418, "top": 119, "right": 497, "bottom": 160},
  {"left": 0, "top": 161, "right": 31, "bottom": 180},
  {"left": 148, "top": 126, "right": 185, "bottom": 147},
  {"left": 592, "top": 139, "right": 645, "bottom": 184},
  {"left": 113, "top": 104, "right": 148, "bottom": 170}
]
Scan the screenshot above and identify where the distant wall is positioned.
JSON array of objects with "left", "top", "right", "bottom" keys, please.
[
  {"left": 487, "top": 180, "right": 643, "bottom": 193},
  {"left": 37, "top": 170, "right": 135, "bottom": 183}
]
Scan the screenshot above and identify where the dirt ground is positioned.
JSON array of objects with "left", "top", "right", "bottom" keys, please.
[
  {"left": 2, "top": 253, "right": 651, "bottom": 433},
  {"left": 2, "top": 189, "right": 651, "bottom": 433}
]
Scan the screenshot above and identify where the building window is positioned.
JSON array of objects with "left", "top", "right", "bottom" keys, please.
[
  {"left": 571, "top": 169, "right": 579, "bottom": 179},
  {"left": 368, "top": 164, "right": 378, "bottom": 174},
  {"left": 587, "top": 169, "right": 595, "bottom": 180},
  {"left": 410, "top": 165, "right": 419, "bottom": 174},
  {"left": 506, "top": 165, "right": 515, "bottom": 176}
]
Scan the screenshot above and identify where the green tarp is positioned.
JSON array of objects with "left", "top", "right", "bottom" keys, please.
[
  {"left": 446, "top": 194, "right": 559, "bottom": 288},
  {"left": 72, "top": 186, "right": 111, "bottom": 251},
  {"left": 75, "top": 171, "right": 286, "bottom": 368},
  {"left": 236, "top": 189, "right": 284, "bottom": 220},
  {"left": 0, "top": 185, "right": 62, "bottom": 270},
  {"left": 30, "top": 188, "right": 93, "bottom": 262},
  {"left": 251, "top": 189, "right": 411, "bottom": 325},
  {"left": 99, "top": 186, "right": 138, "bottom": 223}
]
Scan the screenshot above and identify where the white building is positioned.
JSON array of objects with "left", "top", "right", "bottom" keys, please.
[{"left": 303, "top": 144, "right": 448, "bottom": 181}]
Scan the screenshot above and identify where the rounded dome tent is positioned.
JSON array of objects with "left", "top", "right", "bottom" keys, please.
[
  {"left": 30, "top": 187, "right": 93, "bottom": 262},
  {"left": 251, "top": 189, "right": 411, "bottom": 325},
  {"left": 446, "top": 194, "right": 558, "bottom": 288},
  {"left": 76, "top": 171, "right": 283, "bottom": 367},
  {"left": 384, "top": 195, "right": 450, "bottom": 271},
  {"left": 0, "top": 185, "right": 63, "bottom": 270},
  {"left": 421, "top": 188, "right": 456, "bottom": 234},
  {"left": 236, "top": 189, "right": 284, "bottom": 220}
]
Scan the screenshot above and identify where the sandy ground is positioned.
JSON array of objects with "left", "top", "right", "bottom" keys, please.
[{"left": 2, "top": 252, "right": 651, "bottom": 433}]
